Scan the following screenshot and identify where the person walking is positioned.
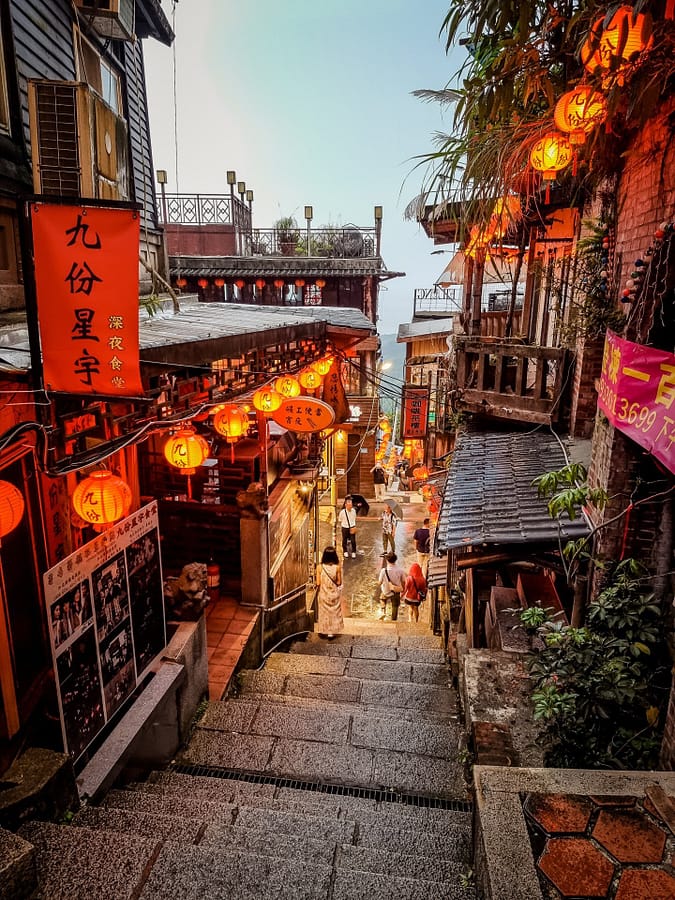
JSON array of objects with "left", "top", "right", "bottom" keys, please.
[
  {"left": 316, "top": 546, "right": 344, "bottom": 639},
  {"left": 402, "top": 562, "right": 427, "bottom": 623},
  {"left": 338, "top": 496, "right": 358, "bottom": 558},
  {"left": 377, "top": 552, "right": 406, "bottom": 621},
  {"left": 381, "top": 502, "right": 398, "bottom": 554},
  {"left": 413, "top": 517, "right": 432, "bottom": 577},
  {"left": 370, "top": 461, "right": 387, "bottom": 500}
]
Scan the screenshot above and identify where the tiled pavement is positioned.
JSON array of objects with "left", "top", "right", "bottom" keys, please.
[
  {"left": 525, "top": 791, "right": 675, "bottom": 899},
  {"left": 205, "top": 595, "right": 258, "bottom": 700}
]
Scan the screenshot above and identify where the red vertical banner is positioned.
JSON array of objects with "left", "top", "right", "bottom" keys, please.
[
  {"left": 402, "top": 386, "right": 429, "bottom": 439},
  {"left": 31, "top": 203, "right": 143, "bottom": 396},
  {"left": 321, "top": 359, "right": 350, "bottom": 423}
]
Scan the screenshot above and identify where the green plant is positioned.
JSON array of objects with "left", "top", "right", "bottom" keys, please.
[
  {"left": 519, "top": 605, "right": 551, "bottom": 634},
  {"left": 274, "top": 216, "right": 299, "bottom": 245}
]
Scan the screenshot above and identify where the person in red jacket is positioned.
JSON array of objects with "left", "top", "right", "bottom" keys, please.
[{"left": 402, "top": 562, "right": 427, "bottom": 623}]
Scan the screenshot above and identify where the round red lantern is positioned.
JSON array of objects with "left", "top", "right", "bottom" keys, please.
[
  {"left": 310, "top": 356, "right": 334, "bottom": 376},
  {"left": 275, "top": 374, "right": 301, "bottom": 398},
  {"left": 255, "top": 279, "right": 266, "bottom": 291},
  {"left": 214, "top": 277, "right": 225, "bottom": 287},
  {"left": 235, "top": 279, "right": 245, "bottom": 290},
  {"left": 253, "top": 387, "right": 283, "bottom": 414},
  {"left": 164, "top": 427, "right": 209, "bottom": 475},
  {"left": 72, "top": 470, "right": 132, "bottom": 530},
  {"left": 299, "top": 369, "right": 323, "bottom": 391},
  {"left": 273, "top": 279, "right": 285, "bottom": 289},
  {"left": 529, "top": 133, "right": 573, "bottom": 201},
  {"left": 554, "top": 85, "right": 607, "bottom": 146},
  {"left": 581, "top": 6, "right": 653, "bottom": 76},
  {"left": 315, "top": 279, "right": 326, "bottom": 289},
  {"left": 0, "top": 480, "right": 24, "bottom": 539},
  {"left": 176, "top": 277, "right": 187, "bottom": 288},
  {"left": 197, "top": 278, "right": 208, "bottom": 289},
  {"left": 294, "top": 279, "right": 305, "bottom": 288},
  {"left": 213, "top": 405, "right": 250, "bottom": 462}
]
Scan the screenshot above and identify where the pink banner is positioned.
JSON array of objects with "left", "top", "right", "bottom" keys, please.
[{"left": 598, "top": 331, "right": 675, "bottom": 475}]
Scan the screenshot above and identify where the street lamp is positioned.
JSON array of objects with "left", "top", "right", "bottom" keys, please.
[
  {"left": 156, "top": 170, "right": 168, "bottom": 224},
  {"left": 237, "top": 181, "right": 246, "bottom": 202},
  {"left": 374, "top": 205, "right": 383, "bottom": 256},
  {"left": 304, "top": 205, "right": 313, "bottom": 257}
]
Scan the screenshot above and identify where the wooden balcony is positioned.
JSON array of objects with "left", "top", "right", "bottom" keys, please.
[{"left": 455, "top": 335, "right": 568, "bottom": 425}]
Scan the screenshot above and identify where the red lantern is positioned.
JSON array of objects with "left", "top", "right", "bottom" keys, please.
[
  {"left": 554, "top": 86, "right": 607, "bottom": 146},
  {"left": 255, "top": 279, "right": 266, "bottom": 291},
  {"left": 294, "top": 279, "right": 305, "bottom": 288},
  {"left": 275, "top": 374, "right": 301, "bottom": 398},
  {"left": 213, "top": 405, "right": 250, "bottom": 462},
  {"left": 164, "top": 427, "right": 209, "bottom": 475},
  {"left": 0, "top": 480, "right": 24, "bottom": 539},
  {"left": 315, "top": 278, "right": 326, "bottom": 289},
  {"left": 253, "top": 387, "right": 283, "bottom": 413},
  {"left": 214, "top": 277, "right": 225, "bottom": 287},
  {"left": 581, "top": 6, "right": 653, "bottom": 77},
  {"left": 310, "top": 356, "right": 334, "bottom": 376},
  {"left": 273, "top": 279, "right": 285, "bottom": 289},
  {"left": 197, "top": 278, "right": 208, "bottom": 289},
  {"left": 413, "top": 464, "right": 430, "bottom": 480},
  {"left": 176, "top": 277, "right": 187, "bottom": 288},
  {"left": 72, "top": 470, "right": 132, "bottom": 531},
  {"left": 529, "top": 133, "right": 573, "bottom": 201},
  {"left": 235, "top": 279, "right": 245, "bottom": 290},
  {"left": 299, "top": 369, "right": 323, "bottom": 391}
]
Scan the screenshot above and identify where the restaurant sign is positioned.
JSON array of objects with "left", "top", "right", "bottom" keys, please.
[
  {"left": 402, "top": 386, "right": 430, "bottom": 439},
  {"left": 43, "top": 502, "right": 165, "bottom": 759},
  {"left": 271, "top": 398, "right": 336, "bottom": 433},
  {"left": 598, "top": 330, "right": 675, "bottom": 476},
  {"left": 31, "top": 202, "right": 143, "bottom": 396}
]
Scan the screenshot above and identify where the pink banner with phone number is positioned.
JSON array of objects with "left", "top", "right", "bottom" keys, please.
[{"left": 597, "top": 330, "right": 675, "bottom": 475}]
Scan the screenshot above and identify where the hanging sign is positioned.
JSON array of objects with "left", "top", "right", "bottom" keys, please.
[
  {"left": 598, "top": 330, "right": 675, "bottom": 476},
  {"left": 402, "top": 386, "right": 430, "bottom": 439},
  {"left": 321, "top": 359, "right": 350, "bottom": 423},
  {"left": 31, "top": 202, "right": 143, "bottom": 396},
  {"left": 271, "top": 397, "right": 336, "bottom": 433}
]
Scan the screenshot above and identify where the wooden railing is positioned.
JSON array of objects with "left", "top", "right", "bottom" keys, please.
[
  {"left": 454, "top": 337, "right": 568, "bottom": 425},
  {"left": 479, "top": 309, "right": 523, "bottom": 338}
]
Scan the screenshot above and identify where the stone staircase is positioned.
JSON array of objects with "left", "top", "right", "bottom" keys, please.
[{"left": 18, "top": 622, "right": 479, "bottom": 899}]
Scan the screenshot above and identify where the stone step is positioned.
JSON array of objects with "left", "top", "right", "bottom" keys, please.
[
  {"left": 336, "top": 844, "right": 468, "bottom": 882},
  {"left": 331, "top": 869, "right": 477, "bottom": 900},
  {"left": 73, "top": 805, "right": 204, "bottom": 843},
  {"left": 290, "top": 638, "right": 446, "bottom": 665},
  {"left": 17, "top": 821, "right": 158, "bottom": 900},
  {"left": 195, "top": 698, "right": 461, "bottom": 759},
  {"left": 264, "top": 652, "right": 450, "bottom": 686},
  {"left": 132, "top": 770, "right": 473, "bottom": 830},
  {"left": 357, "top": 820, "right": 471, "bottom": 859}
]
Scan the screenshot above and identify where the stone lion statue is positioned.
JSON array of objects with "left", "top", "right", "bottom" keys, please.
[
  {"left": 164, "top": 562, "right": 209, "bottom": 620},
  {"left": 236, "top": 481, "right": 269, "bottom": 519}
]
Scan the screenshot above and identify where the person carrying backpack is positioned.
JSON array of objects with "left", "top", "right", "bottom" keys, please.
[
  {"left": 402, "top": 562, "right": 427, "bottom": 623},
  {"left": 413, "top": 517, "right": 431, "bottom": 577},
  {"left": 377, "top": 552, "right": 405, "bottom": 621}
]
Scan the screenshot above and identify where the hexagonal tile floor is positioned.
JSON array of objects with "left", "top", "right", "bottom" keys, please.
[{"left": 524, "top": 791, "right": 675, "bottom": 899}]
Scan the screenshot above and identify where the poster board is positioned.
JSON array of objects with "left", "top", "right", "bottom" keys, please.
[{"left": 43, "top": 501, "right": 165, "bottom": 759}]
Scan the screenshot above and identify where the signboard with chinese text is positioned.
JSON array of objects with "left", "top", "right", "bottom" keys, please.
[
  {"left": 31, "top": 202, "right": 143, "bottom": 396},
  {"left": 402, "top": 386, "right": 430, "bottom": 439},
  {"left": 598, "top": 330, "right": 675, "bottom": 476},
  {"left": 43, "top": 502, "right": 165, "bottom": 759},
  {"left": 271, "top": 398, "right": 336, "bottom": 433},
  {"left": 321, "top": 360, "right": 350, "bottom": 423}
]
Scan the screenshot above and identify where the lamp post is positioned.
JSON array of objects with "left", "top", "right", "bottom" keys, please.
[
  {"left": 374, "top": 205, "right": 383, "bottom": 257},
  {"left": 156, "top": 169, "right": 168, "bottom": 224},
  {"left": 227, "top": 171, "right": 238, "bottom": 252},
  {"left": 304, "top": 205, "right": 313, "bottom": 257},
  {"left": 237, "top": 181, "right": 246, "bottom": 203}
]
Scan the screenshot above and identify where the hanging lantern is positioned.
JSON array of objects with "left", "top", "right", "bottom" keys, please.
[
  {"left": 529, "top": 133, "right": 573, "bottom": 202},
  {"left": 253, "top": 387, "right": 283, "bottom": 413},
  {"left": 164, "top": 426, "right": 209, "bottom": 475},
  {"left": 273, "top": 279, "right": 285, "bottom": 289},
  {"left": 72, "top": 470, "right": 132, "bottom": 531},
  {"left": 176, "top": 277, "right": 187, "bottom": 288},
  {"left": 315, "top": 278, "right": 326, "bottom": 289},
  {"left": 255, "top": 278, "right": 266, "bottom": 291},
  {"left": 214, "top": 277, "right": 225, "bottom": 288},
  {"left": 275, "top": 374, "right": 301, "bottom": 398},
  {"left": 310, "top": 356, "right": 334, "bottom": 376},
  {"left": 554, "top": 86, "right": 607, "bottom": 146},
  {"left": 378, "top": 417, "right": 392, "bottom": 433},
  {"left": 0, "top": 480, "right": 24, "bottom": 539},
  {"left": 413, "top": 464, "right": 430, "bottom": 480},
  {"left": 299, "top": 369, "right": 323, "bottom": 391},
  {"left": 294, "top": 279, "right": 305, "bottom": 288},
  {"left": 581, "top": 7, "right": 653, "bottom": 77},
  {"left": 197, "top": 278, "right": 208, "bottom": 289},
  {"left": 213, "top": 405, "right": 250, "bottom": 462},
  {"left": 235, "top": 279, "right": 245, "bottom": 290}
]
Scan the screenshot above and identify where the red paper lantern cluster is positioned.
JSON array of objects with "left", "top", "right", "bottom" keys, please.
[{"left": 0, "top": 480, "right": 24, "bottom": 539}]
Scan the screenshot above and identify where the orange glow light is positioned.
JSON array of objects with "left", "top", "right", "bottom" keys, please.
[
  {"left": 275, "top": 374, "right": 301, "bottom": 398},
  {"left": 554, "top": 86, "right": 607, "bottom": 145},
  {"left": 164, "top": 427, "right": 209, "bottom": 474},
  {"left": 72, "top": 470, "right": 132, "bottom": 530},
  {"left": 581, "top": 6, "right": 653, "bottom": 76},
  {"left": 0, "top": 480, "right": 24, "bottom": 539},
  {"left": 253, "top": 387, "right": 283, "bottom": 413}
]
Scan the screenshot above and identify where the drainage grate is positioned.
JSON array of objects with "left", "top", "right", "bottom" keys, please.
[{"left": 171, "top": 762, "right": 472, "bottom": 812}]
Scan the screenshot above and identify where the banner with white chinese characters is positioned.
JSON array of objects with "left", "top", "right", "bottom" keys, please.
[
  {"left": 43, "top": 502, "right": 165, "bottom": 759},
  {"left": 598, "top": 330, "right": 675, "bottom": 475},
  {"left": 31, "top": 202, "right": 143, "bottom": 396},
  {"left": 402, "top": 386, "right": 430, "bottom": 439}
]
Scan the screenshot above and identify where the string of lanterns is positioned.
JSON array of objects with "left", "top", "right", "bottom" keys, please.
[{"left": 177, "top": 277, "right": 330, "bottom": 291}]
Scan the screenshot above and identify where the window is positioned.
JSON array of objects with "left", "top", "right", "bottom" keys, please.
[{"left": 76, "top": 30, "right": 121, "bottom": 114}]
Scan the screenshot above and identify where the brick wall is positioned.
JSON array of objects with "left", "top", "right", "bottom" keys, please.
[{"left": 570, "top": 337, "right": 605, "bottom": 438}]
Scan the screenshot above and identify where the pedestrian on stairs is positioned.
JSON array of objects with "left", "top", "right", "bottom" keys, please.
[
  {"left": 370, "top": 461, "right": 387, "bottom": 500},
  {"left": 377, "top": 552, "right": 405, "bottom": 621},
  {"left": 381, "top": 503, "right": 398, "bottom": 554},
  {"left": 316, "top": 546, "right": 344, "bottom": 639},
  {"left": 338, "top": 496, "right": 358, "bottom": 558},
  {"left": 402, "top": 562, "right": 427, "bottom": 623}
]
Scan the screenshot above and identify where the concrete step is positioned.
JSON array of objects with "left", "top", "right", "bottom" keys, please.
[
  {"left": 290, "top": 637, "right": 446, "bottom": 665},
  {"left": 264, "top": 651, "right": 450, "bottom": 686},
  {"left": 331, "top": 869, "right": 478, "bottom": 900},
  {"left": 336, "top": 844, "right": 467, "bottom": 882},
  {"left": 357, "top": 820, "right": 471, "bottom": 860},
  {"left": 73, "top": 805, "right": 204, "bottom": 843},
  {"left": 17, "top": 821, "right": 158, "bottom": 900}
]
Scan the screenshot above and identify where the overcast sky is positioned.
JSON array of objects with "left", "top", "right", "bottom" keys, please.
[{"left": 143, "top": 1, "right": 463, "bottom": 334}]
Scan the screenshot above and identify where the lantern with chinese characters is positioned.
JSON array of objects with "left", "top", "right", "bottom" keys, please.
[
  {"left": 310, "top": 356, "right": 334, "bottom": 376},
  {"left": 197, "top": 278, "right": 208, "bottom": 289},
  {"left": 164, "top": 427, "right": 209, "bottom": 475},
  {"left": 554, "top": 85, "right": 607, "bottom": 146},
  {"left": 315, "top": 278, "right": 326, "bottom": 289},
  {"left": 235, "top": 279, "right": 245, "bottom": 290},
  {"left": 529, "top": 133, "right": 573, "bottom": 201},
  {"left": 72, "top": 470, "right": 132, "bottom": 531},
  {"left": 253, "top": 387, "right": 283, "bottom": 414},
  {"left": 214, "top": 277, "right": 225, "bottom": 288},
  {"left": 275, "top": 374, "right": 301, "bottom": 398},
  {"left": 294, "top": 279, "right": 305, "bottom": 288},
  {"left": 255, "top": 278, "right": 265, "bottom": 291},
  {"left": 299, "top": 369, "right": 323, "bottom": 391},
  {"left": 213, "top": 405, "right": 250, "bottom": 462},
  {"left": 581, "top": 6, "right": 653, "bottom": 78},
  {"left": 176, "top": 277, "right": 187, "bottom": 288},
  {"left": 0, "top": 480, "right": 24, "bottom": 540}
]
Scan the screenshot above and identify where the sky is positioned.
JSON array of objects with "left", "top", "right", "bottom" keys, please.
[{"left": 143, "top": 1, "right": 464, "bottom": 335}]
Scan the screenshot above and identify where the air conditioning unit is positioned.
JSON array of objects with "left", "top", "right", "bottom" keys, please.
[
  {"left": 75, "top": 0, "right": 135, "bottom": 42},
  {"left": 28, "top": 81, "right": 130, "bottom": 201}
]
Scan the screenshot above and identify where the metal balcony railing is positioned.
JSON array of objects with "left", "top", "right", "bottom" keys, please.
[
  {"left": 159, "top": 193, "right": 251, "bottom": 230},
  {"left": 413, "top": 287, "right": 462, "bottom": 317},
  {"left": 246, "top": 226, "right": 377, "bottom": 259}
]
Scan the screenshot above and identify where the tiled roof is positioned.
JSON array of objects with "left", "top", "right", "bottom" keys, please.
[
  {"left": 397, "top": 318, "right": 455, "bottom": 341},
  {"left": 436, "top": 430, "right": 590, "bottom": 553},
  {"left": 170, "top": 255, "right": 404, "bottom": 279}
]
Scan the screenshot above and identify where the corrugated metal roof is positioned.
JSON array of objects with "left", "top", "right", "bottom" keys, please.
[
  {"left": 170, "top": 255, "right": 404, "bottom": 279},
  {"left": 397, "top": 318, "right": 455, "bottom": 342},
  {"left": 436, "top": 430, "right": 590, "bottom": 553}
]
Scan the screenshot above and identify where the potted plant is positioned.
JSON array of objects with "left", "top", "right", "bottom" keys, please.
[{"left": 274, "top": 216, "right": 299, "bottom": 255}]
